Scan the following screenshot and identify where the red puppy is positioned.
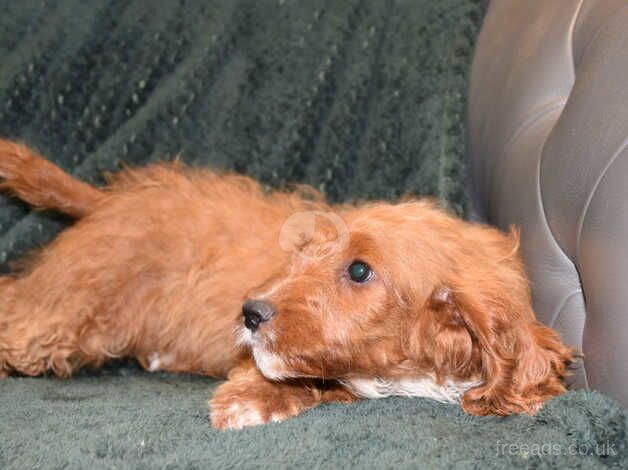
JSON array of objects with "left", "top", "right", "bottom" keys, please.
[{"left": 0, "top": 140, "right": 573, "bottom": 429}]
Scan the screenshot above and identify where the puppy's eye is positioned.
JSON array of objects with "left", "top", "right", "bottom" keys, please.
[{"left": 348, "top": 261, "right": 373, "bottom": 283}]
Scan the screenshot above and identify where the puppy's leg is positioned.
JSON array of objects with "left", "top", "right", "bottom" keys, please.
[
  {"left": 0, "top": 139, "right": 103, "bottom": 218},
  {"left": 0, "top": 274, "right": 132, "bottom": 378},
  {"left": 209, "top": 359, "right": 357, "bottom": 430}
]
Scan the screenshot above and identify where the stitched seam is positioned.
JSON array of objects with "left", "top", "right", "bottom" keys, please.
[
  {"left": 487, "top": 99, "right": 565, "bottom": 216},
  {"left": 496, "top": 0, "right": 582, "bottom": 172},
  {"left": 548, "top": 289, "right": 582, "bottom": 328},
  {"left": 570, "top": 1, "right": 628, "bottom": 261},
  {"left": 501, "top": 99, "right": 567, "bottom": 159},
  {"left": 536, "top": 0, "right": 583, "bottom": 274},
  {"left": 569, "top": 0, "right": 585, "bottom": 70},
  {"left": 575, "top": 137, "right": 628, "bottom": 262},
  {"left": 573, "top": 2, "right": 628, "bottom": 69}
]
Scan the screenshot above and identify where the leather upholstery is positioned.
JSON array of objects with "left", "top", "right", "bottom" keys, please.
[{"left": 466, "top": 0, "right": 628, "bottom": 405}]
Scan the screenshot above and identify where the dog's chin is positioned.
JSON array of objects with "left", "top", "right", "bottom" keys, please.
[
  {"left": 250, "top": 347, "right": 296, "bottom": 381},
  {"left": 234, "top": 325, "right": 296, "bottom": 381}
]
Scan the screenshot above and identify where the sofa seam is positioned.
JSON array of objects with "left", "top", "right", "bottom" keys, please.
[
  {"left": 575, "top": 138, "right": 628, "bottom": 263},
  {"left": 572, "top": 2, "right": 628, "bottom": 69},
  {"left": 535, "top": 0, "right": 583, "bottom": 271},
  {"left": 535, "top": 0, "right": 582, "bottom": 258},
  {"left": 548, "top": 289, "right": 582, "bottom": 329},
  {"left": 488, "top": 98, "right": 565, "bottom": 217}
]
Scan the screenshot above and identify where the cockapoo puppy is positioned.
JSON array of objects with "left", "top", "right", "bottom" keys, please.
[{"left": 0, "top": 140, "right": 573, "bottom": 429}]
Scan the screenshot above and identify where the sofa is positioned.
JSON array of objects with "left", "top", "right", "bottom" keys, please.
[{"left": 466, "top": 0, "right": 628, "bottom": 407}]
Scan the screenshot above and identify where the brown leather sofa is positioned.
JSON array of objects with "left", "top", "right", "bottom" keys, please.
[{"left": 466, "top": 0, "right": 628, "bottom": 408}]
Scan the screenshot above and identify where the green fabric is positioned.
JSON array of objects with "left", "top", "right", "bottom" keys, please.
[
  {"left": 2, "top": 365, "right": 627, "bottom": 469},
  {"left": 3, "top": 1, "right": 626, "bottom": 469},
  {"left": 0, "top": 0, "right": 483, "bottom": 270}
]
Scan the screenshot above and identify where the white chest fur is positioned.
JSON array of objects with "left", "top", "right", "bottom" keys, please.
[{"left": 342, "top": 376, "right": 482, "bottom": 403}]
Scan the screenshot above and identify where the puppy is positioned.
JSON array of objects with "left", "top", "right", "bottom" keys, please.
[{"left": 0, "top": 140, "right": 573, "bottom": 429}]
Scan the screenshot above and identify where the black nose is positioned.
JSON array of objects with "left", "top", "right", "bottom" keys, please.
[{"left": 242, "top": 299, "right": 276, "bottom": 331}]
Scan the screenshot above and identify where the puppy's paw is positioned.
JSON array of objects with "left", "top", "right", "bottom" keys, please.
[
  {"left": 210, "top": 393, "right": 302, "bottom": 430},
  {"left": 209, "top": 363, "right": 318, "bottom": 430}
]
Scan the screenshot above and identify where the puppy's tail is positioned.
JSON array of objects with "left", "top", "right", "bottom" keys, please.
[{"left": 0, "top": 139, "right": 103, "bottom": 218}]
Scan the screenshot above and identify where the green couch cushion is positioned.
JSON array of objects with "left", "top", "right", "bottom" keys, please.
[{"left": 2, "top": 366, "right": 627, "bottom": 468}]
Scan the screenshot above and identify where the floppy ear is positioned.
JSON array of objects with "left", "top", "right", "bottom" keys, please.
[
  {"left": 406, "top": 286, "right": 482, "bottom": 379},
  {"left": 460, "top": 292, "right": 573, "bottom": 415},
  {"left": 419, "top": 285, "right": 574, "bottom": 415}
]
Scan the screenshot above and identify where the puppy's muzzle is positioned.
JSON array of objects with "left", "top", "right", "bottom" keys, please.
[{"left": 242, "top": 299, "right": 276, "bottom": 331}]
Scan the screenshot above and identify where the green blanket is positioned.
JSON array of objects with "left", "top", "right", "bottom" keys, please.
[
  {"left": 2, "top": 0, "right": 626, "bottom": 469},
  {"left": 0, "top": 0, "right": 482, "bottom": 269},
  {"left": 2, "top": 365, "right": 627, "bottom": 469}
]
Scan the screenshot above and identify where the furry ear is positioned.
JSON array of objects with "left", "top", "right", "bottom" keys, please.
[
  {"left": 407, "top": 284, "right": 573, "bottom": 415},
  {"left": 430, "top": 286, "right": 575, "bottom": 416},
  {"left": 406, "top": 286, "right": 483, "bottom": 380}
]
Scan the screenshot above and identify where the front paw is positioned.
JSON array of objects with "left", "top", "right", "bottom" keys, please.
[
  {"left": 210, "top": 393, "right": 301, "bottom": 430},
  {"left": 209, "top": 365, "right": 318, "bottom": 430}
]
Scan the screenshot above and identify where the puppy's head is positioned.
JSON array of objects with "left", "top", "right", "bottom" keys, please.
[{"left": 238, "top": 201, "right": 574, "bottom": 415}]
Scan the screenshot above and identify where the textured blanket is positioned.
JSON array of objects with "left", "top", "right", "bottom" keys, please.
[
  {"left": 2, "top": 0, "right": 626, "bottom": 469},
  {"left": 2, "top": 364, "right": 627, "bottom": 469},
  {"left": 0, "top": 0, "right": 482, "bottom": 269}
]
